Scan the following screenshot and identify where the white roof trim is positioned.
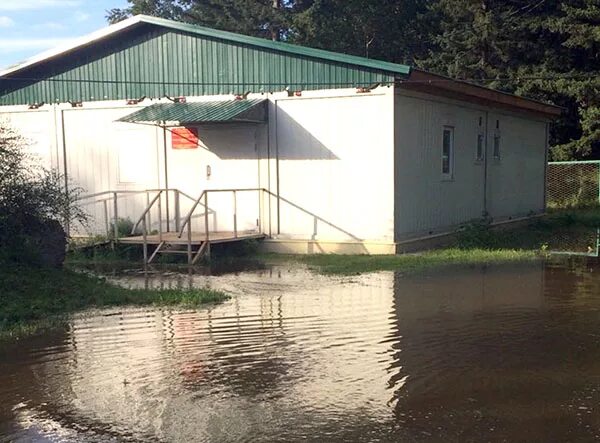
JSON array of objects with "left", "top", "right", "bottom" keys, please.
[{"left": 0, "top": 15, "right": 145, "bottom": 77}]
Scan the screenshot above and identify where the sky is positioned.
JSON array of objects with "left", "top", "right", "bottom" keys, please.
[{"left": 0, "top": 0, "right": 129, "bottom": 70}]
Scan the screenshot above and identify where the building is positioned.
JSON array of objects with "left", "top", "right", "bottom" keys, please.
[{"left": 0, "top": 15, "right": 561, "bottom": 256}]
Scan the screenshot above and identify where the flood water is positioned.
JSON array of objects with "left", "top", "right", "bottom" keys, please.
[{"left": 1, "top": 259, "right": 600, "bottom": 442}]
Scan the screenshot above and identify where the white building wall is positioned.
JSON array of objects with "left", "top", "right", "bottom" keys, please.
[
  {"left": 394, "top": 91, "right": 548, "bottom": 239},
  {"left": 270, "top": 88, "right": 396, "bottom": 243},
  {"left": 0, "top": 108, "right": 56, "bottom": 170},
  {"left": 394, "top": 92, "right": 487, "bottom": 238},
  {"left": 485, "top": 112, "right": 547, "bottom": 219}
]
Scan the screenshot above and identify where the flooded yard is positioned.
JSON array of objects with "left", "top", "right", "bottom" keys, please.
[{"left": 1, "top": 259, "right": 600, "bottom": 442}]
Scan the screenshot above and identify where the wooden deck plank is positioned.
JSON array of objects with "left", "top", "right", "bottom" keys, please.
[{"left": 118, "top": 231, "right": 265, "bottom": 245}]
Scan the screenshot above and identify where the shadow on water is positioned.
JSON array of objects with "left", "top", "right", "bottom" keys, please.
[{"left": 2, "top": 258, "right": 600, "bottom": 441}]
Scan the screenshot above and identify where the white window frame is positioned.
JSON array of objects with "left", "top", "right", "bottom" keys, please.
[{"left": 441, "top": 126, "right": 455, "bottom": 180}]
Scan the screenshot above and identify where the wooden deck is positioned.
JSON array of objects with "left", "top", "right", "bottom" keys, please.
[{"left": 118, "top": 231, "right": 265, "bottom": 245}]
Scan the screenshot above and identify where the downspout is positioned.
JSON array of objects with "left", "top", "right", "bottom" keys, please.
[
  {"left": 275, "top": 104, "right": 280, "bottom": 235},
  {"left": 60, "top": 109, "right": 70, "bottom": 236},
  {"left": 162, "top": 124, "right": 170, "bottom": 231},
  {"left": 482, "top": 111, "right": 489, "bottom": 218},
  {"left": 543, "top": 122, "right": 549, "bottom": 211}
]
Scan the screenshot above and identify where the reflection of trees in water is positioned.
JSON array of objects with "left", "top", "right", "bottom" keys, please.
[{"left": 385, "top": 261, "right": 600, "bottom": 441}]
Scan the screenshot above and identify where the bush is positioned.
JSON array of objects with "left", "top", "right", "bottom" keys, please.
[{"left": 0, "top": 122, "right": 87, "bottom": 266}]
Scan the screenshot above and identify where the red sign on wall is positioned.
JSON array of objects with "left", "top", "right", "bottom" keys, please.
[{"left": 171, "top": 127, "right": 199, "bottom": 149}]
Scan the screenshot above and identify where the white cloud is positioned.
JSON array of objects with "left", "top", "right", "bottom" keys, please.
[
  {"left": 0, "top": 0, "right": 81, "bottom": 11},
  {"left": 74, "top": 11, "right": 89, "bottom": 22},
  {"left": 0, "top": 16, "right": 14, "bottom": 27},
  {"left": 0, "top": 37, "right": 76, "bottom": 53}
]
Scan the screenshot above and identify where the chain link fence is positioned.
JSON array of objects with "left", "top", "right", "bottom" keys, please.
[
  {"left": 547, "top": 161, "right": 600, "bottom": 209},
  {"left": 545, "top": 161, "right": 600, "bottom": 256}
]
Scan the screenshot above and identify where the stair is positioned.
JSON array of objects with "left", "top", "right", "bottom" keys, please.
[{"left": 148, "top": 240, "right": 209, "bottom": 265}]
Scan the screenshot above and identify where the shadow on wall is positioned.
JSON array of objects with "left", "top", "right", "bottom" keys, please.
[{"left": 178, "top": 109, "right": 339, "bottom": 161}]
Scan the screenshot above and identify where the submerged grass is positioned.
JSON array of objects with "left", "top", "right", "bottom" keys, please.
[{"left": 0, "top": 264, "right": 229, "bottom": 342}]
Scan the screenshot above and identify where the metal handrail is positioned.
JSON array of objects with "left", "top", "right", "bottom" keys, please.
[
  {"left": 131, "top": 191, "right": 163, "bottom": 235},
  {"left": 178, "top": 188, "right": 263, "bottom": 237}
]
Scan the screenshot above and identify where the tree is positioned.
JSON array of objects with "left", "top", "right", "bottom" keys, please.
[
  {"left": 107, "top": 0, "right": 302, "bottom": 41},
  {"left": 291, "top": 0, "right": 429, "bottom": 64},
  {"left": 419, "top": 0, "right": 600, "bottom": 159}
]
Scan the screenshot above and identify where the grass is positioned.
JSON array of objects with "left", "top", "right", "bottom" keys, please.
[
  {"left": 67, "top": 207, "right": 600, "bottom": 276},
  {"left": 263, "top": 207, "right": 600, "bottom": 275},
  {"left": 281, "top": 249, "right": 539, "bottom": 275},
  {"left": 0, "top": 263, "right": 229, "bottom": 342}
]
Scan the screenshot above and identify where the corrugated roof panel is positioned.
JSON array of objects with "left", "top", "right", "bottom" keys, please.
[
  {"left": 117, "top": 98, "right": 266, "bottom": 125},
  {"left": 0, "top": 19, "right": 400, "bottom": 106}
]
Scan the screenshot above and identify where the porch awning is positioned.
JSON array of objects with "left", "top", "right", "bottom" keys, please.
[{"left": 117, "top": 99, "right": 267, "bottom": 126}]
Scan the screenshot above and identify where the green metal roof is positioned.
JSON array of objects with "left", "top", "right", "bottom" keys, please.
[
  {"left": 0, "top": 16, "right": 409, "bottom": 106},
  {"left": 135, "top": 16, "right": 411, "bottom": 76},
  {"left": 117, "top": 99, "right": 266, "bottom": 125}
]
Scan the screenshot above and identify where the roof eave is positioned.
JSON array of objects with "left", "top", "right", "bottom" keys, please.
[
  {"left": 0, "top": 15, "right": 146, "bottom": 77},
  {"left": 399, "top": 69, "right": 562, "bottom": 119}
]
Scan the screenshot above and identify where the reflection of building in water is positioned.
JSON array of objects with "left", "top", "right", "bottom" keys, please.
[
  {"left": 37, "top": 268, "right": 399, "bottom": 441},
  {"left": 11, "top": 262, "right": 590, "bottom": 442}
]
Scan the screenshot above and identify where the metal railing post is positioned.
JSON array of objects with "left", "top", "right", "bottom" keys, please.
[
  {"left": 174, "top": 190, "right": 181, "bottom": 232},
  {"left": 205, "top": 192, "right": 210, "bottom": 260},
  {"left": 158, "top": 191, "right": 163, "bottom": 242},
  {"left": 187, "top": 221, "right": 193, "bottom": 265},
  {"left": 113, "top": 192, "right": 119, "bottom": 241},
  {"left": 142, "top": 218, "right": 148, "bottom": 265},
  {"left": 146, "top": 191, "right": 152, "bottom": 233},
  {"left": 233, "top": 190, "right": 238, "bottom": 238},
  {"left": 103, "top": 200, "right": 109, "bottom": 237}
]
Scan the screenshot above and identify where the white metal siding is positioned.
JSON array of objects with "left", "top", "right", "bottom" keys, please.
[
  {"left": 485, "top": 113, "right": 546, "bottom": 218},
  {"left": 394, "top": 94, "right": 486, "bottom": 237},
  {"left": 394, "top": 92, "right": 548, "bottom": 238},
  {"left": 273, "top": 90, "right": 396, "bottom": 242}
]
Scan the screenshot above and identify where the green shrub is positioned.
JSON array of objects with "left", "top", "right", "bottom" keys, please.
[{"left": 0, "top": 122, "right": 87, "bottom": 266}]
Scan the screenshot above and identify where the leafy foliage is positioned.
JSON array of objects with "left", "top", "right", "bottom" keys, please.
[{"left": 0, "top": 122, "right": 87, "bottom": 263}]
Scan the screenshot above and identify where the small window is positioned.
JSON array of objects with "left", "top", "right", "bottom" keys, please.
[
  {"left": 476, "top": 133, "right": 485, "bottom": 161},
  {"left": 442, "top": 126, "right": 454, "bottom": 178},
  {"left": 493, "top": 133, "right": 501, "bottom": 160}
]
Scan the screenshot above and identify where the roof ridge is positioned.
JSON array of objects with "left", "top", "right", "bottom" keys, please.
[{"left": 0, "top": 14, "right": 410, "bottom": 78}]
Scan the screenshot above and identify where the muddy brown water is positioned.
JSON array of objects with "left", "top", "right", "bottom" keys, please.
[{"left": 1, "top": 259, "right": 600, "bottom": 442}]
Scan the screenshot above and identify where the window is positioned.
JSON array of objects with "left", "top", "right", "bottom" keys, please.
[
  {"left": 493, "top": 133, "right": 501, "bottom": 160},
  {"left": 442, "top": 126, "right": 454, "bottom": 178},
  {"left": 476, "top": 133, "right": 485, "bottom": 161},
  {"left": 493, "top": 120, "right": 501, "bottom": 160}
]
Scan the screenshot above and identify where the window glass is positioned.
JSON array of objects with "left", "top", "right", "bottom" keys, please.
[
  {"left": 493, "top": 134, "right": 501, "bottom": 159},
  {"left": 442, "top": 127, "right": 454, "bottom": 177},
  {"left": 477, "top": 133, "right": 484, "bottom": 161}
]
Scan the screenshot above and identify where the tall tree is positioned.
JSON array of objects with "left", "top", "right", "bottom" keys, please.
[
  {"left": 420, "top": 0, "right": 600, "bottom": 159},
  {"left": 107, "top": 0, "right": 302, "bottom": 41},
  {"left": 291, "top": 0, "right": 430, "bottom": 64}
]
